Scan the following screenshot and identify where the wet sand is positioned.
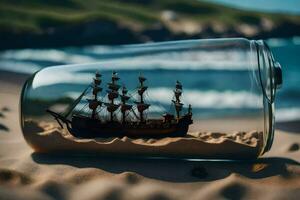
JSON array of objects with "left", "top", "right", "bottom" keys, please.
[{"left": 1, "top": 70, "right": 300, "bottom": 200}]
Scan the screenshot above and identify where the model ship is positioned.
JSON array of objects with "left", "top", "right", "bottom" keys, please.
[{"left": 47, "top": 71, "right": 193, "bottom": 138}]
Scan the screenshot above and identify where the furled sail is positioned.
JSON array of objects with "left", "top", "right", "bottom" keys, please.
[
  {"left": 139, "top": 75, "right": 146, "bottom": 83},
  {"left": 107, "top": 90, "right": 119, "bottom": 100},
  {"left": 136, "top": 103, "right": 150, "bottom": 112},
  {"left": 135, "top": 74, "right": 150, "bottom": 122},
  {"left": 104, "top": 103, "right": 120, "bottom": 112},
  {"left": 120, "top": 94, "right": 130, "bottom": 101},
  {"left": 120, "top": 86, "right": 132, "bottom": 123},
  {"left": 90, "top": 71, "right": 103, "bottom": 119},
  {"left": 106, "top": 71, "right": 121, "bottom": 121},
  {"left": 93, "top": 86, "right": 102, "bottom": 95},
  {"left": 95, "top": 71, "right": 102, "bottom": 78},
  {"left": 94, "top": 78, "right": 101, "bottom": 85},
  {"left": 107, "top": 82, "right": 121, "bottom": 91},
  {"left": 173, "top": 80, "right": 183, "bottom": 119},
  {"left": 112, "top": 71, "right": 120, "bottom": 81},
  {"left": 176, "top": 81, "right": 182, "bottom": 90},
  {"left": 138, "top": 86, "right": 148, "bottom": 95},
  {"left": 174, "top": 89, "right": 182, "bottom": 99},
  {"left": 172, "top": 100, "right": 183, "bottom": 111},
  {"left": 121, "top": 104, "right": 133, "bottom": 112},
  {"left": 87, "top": 99, "right": 102, "bottom": 110}
]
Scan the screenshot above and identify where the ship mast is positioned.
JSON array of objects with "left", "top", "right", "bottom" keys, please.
[
  {"left": 105, "top": 71, "right": 121, "bottom": 121},
  {"left": 88, "top": 71, "right": 103, "bottom": 119},
  {"left": 120, "top": 86, "right": 132, "bottom": 124},
  {"left": 135, "top": 74, "right": 150, "bottom": 123},
  {"left": 173, "top": 80, "right": 183, "bottom": 120}
]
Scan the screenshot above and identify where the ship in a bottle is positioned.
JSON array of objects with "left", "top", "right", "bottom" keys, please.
[{"left": 47, "top": 71, "right": 193, "bottom": 138}]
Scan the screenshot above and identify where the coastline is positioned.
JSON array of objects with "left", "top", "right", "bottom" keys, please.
[
  {"left": 1, "top": 0, "right": 300, "bottom": 50},
  {"left": 2, "top": 22, "right": 300, "bottom": 50}
]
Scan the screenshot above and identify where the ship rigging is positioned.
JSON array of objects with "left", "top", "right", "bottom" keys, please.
[{"left": 47, "top": 71, "right": 193, "bottom": 138}]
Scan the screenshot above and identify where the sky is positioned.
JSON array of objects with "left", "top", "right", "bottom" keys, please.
[{"left": 204, "top": 0, "right": 300, "bottom": 14}]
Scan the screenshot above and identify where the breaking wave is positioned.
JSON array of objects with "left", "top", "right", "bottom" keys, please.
[
  {"left": 0, "top": 60, "right": 41, "bottom": 74},
  {"left": 0, "top": 37, "right": 298, "bottom": 75},
  {"left": 0, "top": 46, "right": 252, "bottom": 74},
  {"left": 276, "top": 107, "right": 300, "bottom": 122},
  {"left": 66, "top": 87, "right": 262, "bottom": 109},
  {"left": 146, "top": 88, "right": 262, "bottom": 109},
  {"left": 267, "top": 37, "right": 300, "bottom": 47}
]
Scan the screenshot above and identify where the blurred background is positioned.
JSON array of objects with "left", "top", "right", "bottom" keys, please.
[{"left": 0, "top": 0, "right": 299, "bottom": 123}]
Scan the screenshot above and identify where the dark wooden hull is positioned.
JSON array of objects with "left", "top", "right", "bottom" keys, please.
[{"left": 68, "top": 115, "right": 192, "bottom": 138}]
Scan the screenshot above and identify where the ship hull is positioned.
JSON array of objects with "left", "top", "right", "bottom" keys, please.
[{"left": 68, "top": 115, "right": 192, "bottom": 138}]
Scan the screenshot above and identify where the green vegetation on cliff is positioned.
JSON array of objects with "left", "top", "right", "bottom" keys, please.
[{"left": 0, "top": 0, "right": 300, "bottom": 49}]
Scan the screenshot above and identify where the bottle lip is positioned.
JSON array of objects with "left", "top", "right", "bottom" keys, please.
[
  {"left": 252, "top": 40, "right": 282, "bottom": 154},
  {"left": 254, "top": 40, "right": 282, "bottom": 104},
  {"left": 263, "top": 40, "right": 282, "bottom": 90}
]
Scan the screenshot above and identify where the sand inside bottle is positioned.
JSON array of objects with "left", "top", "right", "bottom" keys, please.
[{"left": 23, "top": 118, "right": 264, "bottom": 159}]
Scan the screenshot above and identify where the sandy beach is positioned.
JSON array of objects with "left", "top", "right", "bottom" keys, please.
[{"left": 1, "top": 70, "right": 300, "bottom": 200}]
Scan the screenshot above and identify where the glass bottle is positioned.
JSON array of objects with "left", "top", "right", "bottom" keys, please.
[{"left": 20, "top": 38, "right": 282, "bottom": 159}]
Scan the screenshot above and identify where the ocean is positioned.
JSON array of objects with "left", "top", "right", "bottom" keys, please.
[{"left": 0, "top": 38, "right": 299, "bottom": 122}]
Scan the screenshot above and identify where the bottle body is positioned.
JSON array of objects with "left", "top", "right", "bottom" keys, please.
[{"left": 20, "top": 38, "right": 282, "bottom": 159}]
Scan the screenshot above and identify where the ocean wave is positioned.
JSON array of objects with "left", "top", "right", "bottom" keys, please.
[
  {"left": 266, "top": 37, "right": 300, "bottom": 47},
  {"left": 266, "top": 38, "right": 291, "bottom": 47},
  {"left": 32, "top": 70, "right": 92, "bottom": 89},
  {"left": 65, "top": 87, "right": 262, "bottom": 109},
  {"left": 99, "top": 50, "right": 250, "bottom": 71},
  {"left": 0, "top": 60, "right": 41, "bottom": 74},
  {"left": 0, "top": 38, "right": 297, "bottom": 75},
  {"left": 0, "top": 47, "right": 253, "bottom": 74},
  {"left": 0, "top": 49, "right": 98, "bottom": 64},
  {"left": 276, "top": 107, "right": 300, "bottom": 122},
  {"left": 146, "top": 88, "right": 262, "bottom": 109},
  {"left": 292, "top": 36, "right": 300, "bottom": 45}
]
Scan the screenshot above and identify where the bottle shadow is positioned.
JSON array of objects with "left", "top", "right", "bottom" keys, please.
[
  {"left": 0, "top": 123, "right": 9, "bottom": 132},
  {"left": 0, "top": 110, "right": 9, "bottom": 132},
  {"left": 277, "top": 121, "right": 300, "bottom": 133},
  {"left": 31, "top": 153, "right": 299, "bottom": 183}
]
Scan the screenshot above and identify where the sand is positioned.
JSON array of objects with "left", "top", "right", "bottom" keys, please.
[
  {"left": 23, "top": 120, "right": 263, "bottom": 159},
  {"left": 1, "top": 70, "right": 300, "bottom": 200}
]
